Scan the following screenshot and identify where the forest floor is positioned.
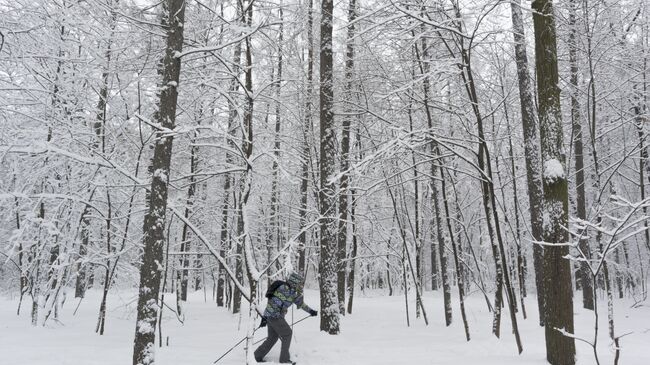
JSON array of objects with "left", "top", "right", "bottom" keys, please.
[{"left": 1, "top": 288, "right": 649, "bottom": 364}]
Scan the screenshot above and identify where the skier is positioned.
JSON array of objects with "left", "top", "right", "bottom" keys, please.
[{"left": 254, "top": 272, "right": 318, "bottom": 364}]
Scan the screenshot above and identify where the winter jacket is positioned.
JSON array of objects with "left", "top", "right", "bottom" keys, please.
[{"left": 263, "top": 282, "right": 313, "bottom": 319}]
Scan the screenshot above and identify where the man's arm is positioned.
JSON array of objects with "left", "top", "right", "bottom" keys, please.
[{"left": 294, "top": 294, "right": 317, "bottom": 316}]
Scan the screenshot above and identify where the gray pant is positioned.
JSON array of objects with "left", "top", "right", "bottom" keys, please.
[{"left": 254, "top": 317, "right": 292, "bottom": 363}]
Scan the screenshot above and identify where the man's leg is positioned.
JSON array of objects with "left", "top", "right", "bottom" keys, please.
[
  {"left": 254, "top": 322, "right": 279, "bottom": 361},
  {"left": 270, "top": 318, "right": 293, "bottom": 363}
]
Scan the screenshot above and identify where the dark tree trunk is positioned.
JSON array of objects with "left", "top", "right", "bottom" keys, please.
[
  {"left": 16, "top": 194, "right": 28, "bottom": 315},
  {"left": 408, "top": 95, "right": 423, "bottom": 318},
  {"left": 337, "top": 0, "right": 357, "bottom": 315},
  {"left": 532, "top": 1, "right": 576, "bottom": 363},
  {"left": 449, "top": 3, "right": 521, "bottom": 351},
  {"left": 509, "top": 0, "right": 545, "bottom": 326},
  {"left": 76, "top": 7, "right": 115, "bottom": 299},
  {"left": 298, "top": 0, "right": 315, "bottom": 275},
  {"left": 233, "top": 0, "right": 255, "bottom": 316},
  {"left": 96, "top": 191, "right": 112, "bottom": 335},
  {"left": 440, "top": 166, "right": 470, "bottom": 341},
  {"left": 636, "top": 109, "right": 650, "bottom": 254},
  {"left": 385, "top": 172, "right": 428, "bottom": 325},
  {"left": 568, "top": 0, "right": 594, "bottom": 311},
  {"left": 346, "top": 203, "right": 358, "bottom": 315},
  {"left": 217, "top": 2, "right": 244, "bottom": 308},
  {"left": 416, "top": 33, "right": 452, "bottom": 326},
  {"left": 177, "top": 137, "right": 198, "bottom": 305},
  {"left": 269, "top": 5, "right": 284, "bottom": 281},
  {"left": 319, "top": 0, "right": 341, "bottom": 334},
  {"left": 132, "top": 1, "right": 185, "bottom": 363}
]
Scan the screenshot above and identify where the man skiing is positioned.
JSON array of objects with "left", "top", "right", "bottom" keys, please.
[{"left": 254, "top": 272, "right": 317, "bottom": 364}]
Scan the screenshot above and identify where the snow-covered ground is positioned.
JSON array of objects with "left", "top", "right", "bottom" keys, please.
[{"left": 1, "top": 288, "right": 648, "bottom": 364}]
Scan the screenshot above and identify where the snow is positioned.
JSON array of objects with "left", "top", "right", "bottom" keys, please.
[
  {"left": 1, "top": 289, "right": 649, "bottom": 364},
  {"left": 153, "top": 168, "right": 168, "bottom": 182},
  {"left": 137, "top": 320, "right": 155, "bottom": 334},
  {"left": 543, "top": 159, "right": 564, "bottom": 182}
]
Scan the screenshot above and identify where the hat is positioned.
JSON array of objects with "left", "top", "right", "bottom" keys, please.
[{"left": 287, "top": 272, "right": 304, "bottom": 288}]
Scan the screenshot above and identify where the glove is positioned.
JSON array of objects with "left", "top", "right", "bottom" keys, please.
[
  {"left": 309, "top": 309, "right": 318, "bottom": 317},
  {"left": 259, "top": 317, "right": 267, "bottom": 328}
]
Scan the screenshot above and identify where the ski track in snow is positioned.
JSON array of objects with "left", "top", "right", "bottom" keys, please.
[{"left": 1, "top": 289, "right": 649, "bottom": 364}]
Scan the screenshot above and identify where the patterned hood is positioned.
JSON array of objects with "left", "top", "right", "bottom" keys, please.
[{"left": 287, "top": 272, "right": 304, "bottom": 289}]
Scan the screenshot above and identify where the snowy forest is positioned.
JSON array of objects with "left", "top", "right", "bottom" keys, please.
[{"left": 1, "top": 0, "right": 650, "bottom": 364}]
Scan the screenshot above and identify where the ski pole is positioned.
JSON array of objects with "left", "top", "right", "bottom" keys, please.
[
  {"left": 213, "top": 315, "right": 313, "bottom": 364},
  {"left": 252, "top": 315, "right": 312, "bottom": 345},
  {"left": 213, "top": 336, "right": 249, "bottom": 364}
]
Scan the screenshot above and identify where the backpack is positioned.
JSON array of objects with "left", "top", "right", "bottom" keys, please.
[{"left": 265, "top": 280, "right": 286, "bottom": 299}]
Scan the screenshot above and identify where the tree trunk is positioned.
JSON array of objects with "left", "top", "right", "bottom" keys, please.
[
  {"left": 636, "top": 110, "right": 650, "bottom": 254},
  {"left": 584, "top": 0, "right": 614, "bottom": 341},
  {"left": 532, "top": 1, "right": 576, "bottom": 363},
  {"left": 504, "top": 104, "right": 527, "bottom": 317},
  {"left": 298, "top": 0, "right": 315, "bottom": 275},
  {"left": 240, "top": 3, "right": 262, "bottom": 357},
  {"left": 346, "top": 151, "right": 359, "bottom": 316},
  {"left": 319, "top": 0, "right": 341, "bottom": 334},
  {"left": 386, "top": 171, "right": 428, "bottom": 325},
  {"left": 337, "top": 0, "right": 358, "bottom": 315},
  {"left": 16, "top": 194, "right": 27, "bottom": 315},
  {"left": 269, "top": 5, "right": 284, "bottom": 282},
  {"left": 132, "top": 1, "right": 185, "bottom": 363},
  {"left": 96, "top": 190, "right": 112, "bottom": 335},
  {"left": 509, "top": 0, "right": 545, "bottom": 326},
  {"left": 408, "top": 100, "right": 423, "bottom": 318},
  {"left": 177, "top": 136, "right": 198, "bottom": 305},
  {"left": 568, "top": 0, "right": 594, "bottom": 311},
  {"left": 440, "top": 166, "right": 470, "bottom": 341},
  {"left": 450, "top": 3, "right": 521, "bottom": 351},
  {"left": 416, "top": 33, "right": 452, "bottom": 326},
  {"left": 217, "top": 2, "right": 244, "bottom": 308},
  {"left": 234, "top": 0, "right": 255, "bottom": 316}
]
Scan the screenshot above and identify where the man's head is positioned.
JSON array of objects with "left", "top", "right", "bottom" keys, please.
[{"left": 287, "top": 272, "right": 304, "bottom": 289}]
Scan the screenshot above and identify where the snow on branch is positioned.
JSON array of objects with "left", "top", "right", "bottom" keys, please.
[
  {"left": 175, "top": 22, "right": 266, "bottom": 58},
  {"left": 1, "top": 142, "right": 112, "bottom": 167},
  {"left": 570, "top": 195, "right": 650, "bottom": 275}
]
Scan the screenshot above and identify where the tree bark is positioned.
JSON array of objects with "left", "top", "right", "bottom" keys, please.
[
  {"left": 347, "top": 130, "right": 361, "bottom": 314},
  {"left": 440, "top": 166, "right": 470, "bottom": 341},
  {"left": 448, "top": 3, "right": 521, "bottom": 351},
  {"left": 96, "top": 190, "right": 112, "bottom": 335},
  {"left": 568, "top": 0, "right": 594, "bottom": 311},
  {"left": 319, "top": 0, "right": 341, "bottom": 334},
  {"left": 177, "top": 136, "right": 198, "bottom": 305},
  {"left": 509, "top": 0, "right": 545, "bottom": 325},
  {"left": 337, "top": 0, "right": 358, "bottom": 316},
  {"left": 416, "top": 32, "right": 452, "bottom": 326},
  {"left": 532, "top": 1, "right": 576, "bottom": 363},
  {"left": 217, "top": 2, "right": 244, "bottom": 308},
  {"left": 298, "top": 0, "right": 315, "bottom": 275},
  {"left": 132, "top": 0, "right": 185, "bottom": 363},
  {"left": 269, "top": 4, "right": 284, "bottom": 282},
  {"left": 233, "top": 0, "right": 255, "bottom": 316}
]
